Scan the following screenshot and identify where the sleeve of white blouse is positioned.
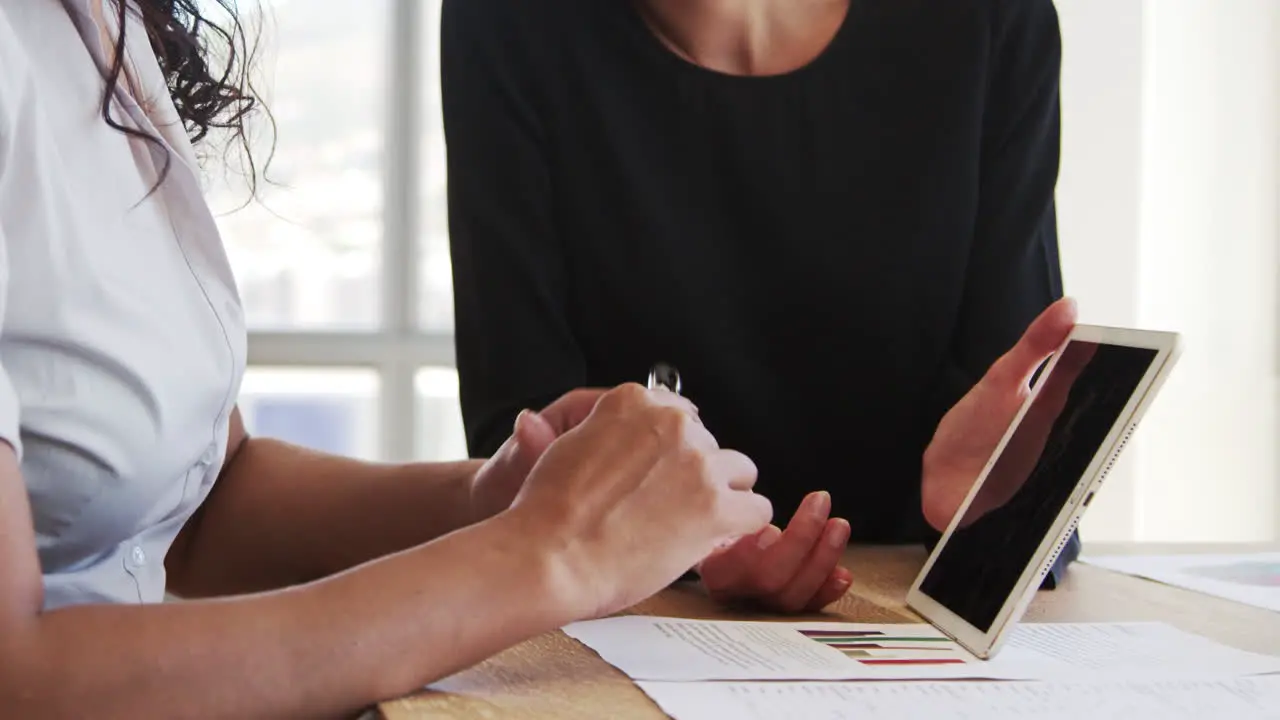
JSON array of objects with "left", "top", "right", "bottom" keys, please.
[
  {"left": 0, "top": 9, "right": 25, "bottom": 460},
  {"left": 0, "top": 223, "right": 18, "bottom": 461}
]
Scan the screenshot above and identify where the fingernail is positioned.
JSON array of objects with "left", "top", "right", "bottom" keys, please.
[
  {"left": 834, "top": 577, "right": 851, "bottom": 593},
  {"left": 513, "top": 409, "right": 530, "bottom": 432},
  {"left": 756, "top": 525, "right": 782, "bottom": 549},
  {"left": 811, "top": 491, "right": 831, "bottom": 516},
  {"left": 827, "top": 520, "right": 850, "bottom": 549}
]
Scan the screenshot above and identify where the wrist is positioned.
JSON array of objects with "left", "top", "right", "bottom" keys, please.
[
  {"left": 919, "top": 472, "right": 958, "bottom": 533},
  {"left": 387, "top": 458, "right": 486, "bottom": 530},
  {"left": 486, "top": 506, "right": 600, "bottom": 626}
]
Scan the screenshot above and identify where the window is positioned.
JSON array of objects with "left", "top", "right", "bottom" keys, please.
[
  {"left": 1057, "top": 1, "right": 1280, "bottom": 542},
  {"left": 210, "top": 0, "right": 464, "bottom": 462}
]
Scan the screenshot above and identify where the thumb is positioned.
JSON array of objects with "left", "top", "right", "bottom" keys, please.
[
  {"left": 512, "top": 409, "right": 558, "bottom": 466},
  {"left": 988, "top": 297, "right": 1078, "bottom": 390}
]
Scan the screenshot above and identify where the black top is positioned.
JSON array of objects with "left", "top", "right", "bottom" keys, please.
[{"left": 442, "top": 0, "right": 1066, "bottom": 551}]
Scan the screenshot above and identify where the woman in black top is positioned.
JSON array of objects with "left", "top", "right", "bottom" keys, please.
[{"left": 443, "top": 0, "right": 1076, "bottom": 612}]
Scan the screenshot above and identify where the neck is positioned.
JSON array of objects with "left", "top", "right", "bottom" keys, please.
[{"left": 638, "top": 0, "right": 848, "bottom": 76}]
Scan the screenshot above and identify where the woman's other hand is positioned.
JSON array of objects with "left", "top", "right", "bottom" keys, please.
[
  {"left": 921, "top": 297, "right": 1078, "bottom": 531},
  {"left": 506, "top": 383, "right": 773, "bottom": 620},
  {"left": 697, "top": 491, "right": 852, "bottom": 613},
  {"left": 469, "top": 389, "right": 606, "bottom": 523}
]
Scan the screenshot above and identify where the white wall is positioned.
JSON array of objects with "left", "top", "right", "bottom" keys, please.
[
  {"left": 1055, "top": 0, "right": 1280, "bottom": 542},
  {"left": 1134, "top": 0, "right": 1280, "bottom": 541},
  {"left": 1055, "top": 0, "right": 1148, "bottom": 541}
]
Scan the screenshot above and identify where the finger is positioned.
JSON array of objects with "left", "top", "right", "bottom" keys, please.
[
  {"left": 715, "top": 490, "right": 774, "bottom": 549},
  {"left": 643, "top": 386, "right": 702, "bottom": 421},
  {"left": 683, "top": 417, "right": 721, "bottom": 452},
  {"left": 540, "top": 388, "right": 608, "bottom": 434},
  {"left": 699, "top": 525, "right": 779, "bottom": 595},
  {"left": 765, "top": 518, "right": 850, "bottom": 613},
  {"left": 988, "top": 297, "right": 1078, "bottom": 390},
  {"left": 591, "top": 384, "right": 712, "bottom": 451},
  {"left": 512, "top": 409, "right": 558, "bottom": 466},
  {"left": 595, "top": 382, "right": 699, "bottom": 425},
  {"left": 803, "top": 565, "right": 854, "bottom": 613},
  {"left": 706, "top": 449, "right": 759, "bottom": 492},
  {"left": 753, "top": 492, "right": 832, "bottom": 594},
  {"left": 653, "top": 403, "right": 719, "bottom": 453}
]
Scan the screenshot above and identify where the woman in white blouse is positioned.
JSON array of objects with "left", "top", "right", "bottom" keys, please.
[
  {"left": 0, "top": 2, "right": 773, "bottom": 716},
  {"left": 0, "top": 0, "right": 1076, "bottom": 715}
]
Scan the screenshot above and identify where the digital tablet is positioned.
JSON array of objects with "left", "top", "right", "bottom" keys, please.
[{"left": 906, "top": 324, "right": 1181, "bottom": 659}]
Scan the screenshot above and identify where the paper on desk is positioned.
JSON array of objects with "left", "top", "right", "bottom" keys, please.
[
  {"left": 562, "top": 616, "right": 1280, "bottom": 681},
  {"left": 1082, "top": 553, "right": 1280, "bottom": 613},
  {"left": 636, "top": 677, "right": 1280, "bottom": 720}
]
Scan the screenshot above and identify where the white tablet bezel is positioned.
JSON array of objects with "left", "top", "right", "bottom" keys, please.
[{"left": 906, "top": 324, "right": 1181, "bottom": 660}]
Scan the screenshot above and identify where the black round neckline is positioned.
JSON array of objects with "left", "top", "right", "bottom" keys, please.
[{"left": 620, "top": 0, "right": 859, "bottom": 86}]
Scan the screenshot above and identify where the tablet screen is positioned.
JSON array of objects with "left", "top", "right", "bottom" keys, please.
[{"left": 917, "top": 340, "right": 1159, "bottom": 632}]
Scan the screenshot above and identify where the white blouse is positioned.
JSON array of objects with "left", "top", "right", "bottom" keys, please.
[{"left": 0, "top": 0, "right": 247, "bottom": 609}]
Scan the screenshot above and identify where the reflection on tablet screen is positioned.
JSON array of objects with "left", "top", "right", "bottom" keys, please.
[{"left": 918, "top": 341, "right": 1158, "bottom": 633}]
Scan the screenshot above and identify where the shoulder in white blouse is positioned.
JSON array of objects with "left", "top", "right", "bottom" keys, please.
[{"left": 0, "top": 0, "right": 248, "bottom": 609}]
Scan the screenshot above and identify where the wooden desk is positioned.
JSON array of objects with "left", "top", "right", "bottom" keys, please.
[{"left": 377, "top": 544, "right": 1280, "bottom": 719}]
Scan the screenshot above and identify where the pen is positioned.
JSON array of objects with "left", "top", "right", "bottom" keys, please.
[{"left": 647, "top": 362, "right": 682, "bottom": 395}]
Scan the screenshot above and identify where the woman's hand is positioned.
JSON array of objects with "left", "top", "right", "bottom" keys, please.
[
  {"left": 468, "top": 389, "right": 607, "bottom": 523},
  {"left": 921, "top": 297, "right": 1078, "bottom": 530},
  {"left": 696, "top": 491, "right": 852, "bottom": 613},
  {"left": 507, "top": 383, "right": 773, "bottom": 619},
  {"left": 472, "top": 387, "right": 845, "bottom": 615}
]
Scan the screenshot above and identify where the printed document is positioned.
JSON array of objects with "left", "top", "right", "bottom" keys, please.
[
  {"left": 1083, "top": 553, "right": 1280, "bottom": 613},
  {"left": 562, "top": 616, "right": 1280, "bottom": 681},
  {"left": 636, "top": 677, "right": 1280, "bottom": 720}
]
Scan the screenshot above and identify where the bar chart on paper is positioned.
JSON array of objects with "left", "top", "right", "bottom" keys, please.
[
  {"left": 796, "top": 628, "right": 973, "bottom": 666},
  {"left": 563, "top": 616, "right": 1280, "bottom": 682}
]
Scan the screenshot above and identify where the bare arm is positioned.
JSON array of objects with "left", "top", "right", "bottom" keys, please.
[
  {"left": 167, "top": 409, "right": 486, "bottom": 597},
  {"left": 0, "top": 442, "right": 576, "bottom": 719},
  {"left": 0, "top": 385, "right": 770, "bottom": 719}
]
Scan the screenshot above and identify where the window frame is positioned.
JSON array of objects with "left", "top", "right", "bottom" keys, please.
[{"left": 244, "top": 0, "right": 449, "bottom": 463}]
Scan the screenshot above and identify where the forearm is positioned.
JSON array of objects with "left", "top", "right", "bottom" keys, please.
[
  {"left": 170, "top": 436, "right": 484, "bottom": 597},
  {"left": 919, "top": 359, "right": 975, "bottom": 533},
  {"left": 7, "top": 514, "right": 575, "bottom": 720}
]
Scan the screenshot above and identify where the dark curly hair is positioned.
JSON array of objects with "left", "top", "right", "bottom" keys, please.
[{"left": 79, "top": 0, "right": 271, "bottom": 194}]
